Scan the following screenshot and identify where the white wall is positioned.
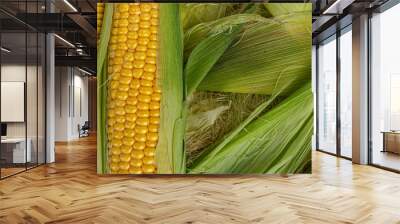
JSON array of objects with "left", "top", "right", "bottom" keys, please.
[
  {"left": 54, "top": 67, "right": 89, "bottom": 141},
  {"left": 71, "top": 73, "right": 89, "bottom": 138},
  {"left": 1, "top": 63, "right": 46, "bottom": 163},
  {"left": 0, "top": 65, "right": 39, "bottom": 138},
  {"left": 55, "top": 66, "right": 69, "bottom": 141}
]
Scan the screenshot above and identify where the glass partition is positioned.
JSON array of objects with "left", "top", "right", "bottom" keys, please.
[
  {"left": 0, "top": 0, "right": 46, "bottom": 179},
  {"left": 1, "top": 30, "right": 28, "bottom": 177},
  {"left": 317, "top": 35, "right": 337, "bottom": 154}
]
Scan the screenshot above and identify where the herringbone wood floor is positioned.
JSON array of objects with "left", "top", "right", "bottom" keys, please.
[{"left": 1, "top": 135, "right": 400, "bottom": 224}]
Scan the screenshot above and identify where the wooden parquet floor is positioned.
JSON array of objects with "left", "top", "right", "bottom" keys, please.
[{"left": 1, "top": 135, "right": 400, "bottom": 224}]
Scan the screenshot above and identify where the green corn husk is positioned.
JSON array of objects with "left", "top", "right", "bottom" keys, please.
[
  {"left": 156, "top": 4, "right": 185, "bottom": 174},
  {"left": 181, "top": 3, "right": 241, "bottom": 32},
  {"left": 189, "top": 82, "right": 313, "bottom": 174},
  {"left": 183, "top": 13, "right": 275, "bottom": 61},
  {"left": 197, "top": 11, "right": 311, "bottom": 95},
  {"left": 264, "top": 3, "right": 312, "bottom": 17},
  {"left": 185, "top": 92, "right": 271, "bottom": 166},
  {"left": 97, "top": 3, "right": 113, "bottom": 174},
  {"left": 184, "top": 25, "right": 241, "bottom": 97}
]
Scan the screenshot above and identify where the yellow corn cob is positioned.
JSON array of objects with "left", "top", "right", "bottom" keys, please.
[
  {"left": 107, "top": 3, "right": 160, "bottom": 174},
  {"left": 97, "top": 3, "right": 104, "bottom": 43}
]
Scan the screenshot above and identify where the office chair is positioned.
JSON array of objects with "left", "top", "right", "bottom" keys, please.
[{"left": 79, "top": 121, "right": 90, "bottom": 138}]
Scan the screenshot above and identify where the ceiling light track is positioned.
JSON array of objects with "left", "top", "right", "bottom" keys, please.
[
  {"left": 54, "top": 34, "right": 76, "bottom": 48},
  {"left": 1, "top": 47, "right": 11, "bottom": 53},
  {"left": 63, "top": 0, "right": 78, "bottom": 12}
]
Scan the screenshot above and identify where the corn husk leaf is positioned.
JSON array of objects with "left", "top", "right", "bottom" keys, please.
[
  {"left": 264, "top": 3, "right": 311, "bottom": 17},
  {"left": 181, "top": 3, "right": 240, "bottom": 32},
  {"left": 185, "top": 92, "right": 271, "bottom": 166},
  {"left": 184, "top": 25, "right": 240, "bottom": 97},
  {"left": 183, "top": 13, "right": 274, "bottom": 61},
  {"left": 197, "top": 11, "right": 311, "bottom": 95},
  {"left": 156, "top": 4, "right": 185, "bottom": 174},
  {"left": 97, "top": 3, "right": 113, "bottom": 174},
  {"left": 189, "top": 82, "right": 313, "bottom": 174}
]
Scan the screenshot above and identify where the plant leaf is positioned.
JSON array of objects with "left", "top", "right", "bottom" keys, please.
[
  {"left": 189, "top": 82, "right": 313, "bottom": 174},
  {"left": 197, "top": 11, "right": 311, "bottom": 95},
  {"left": 264, "top": 3, "right": 312, "bottom": 17},
  {"left": 184, "top": 26, "right": 240, "bottom": 97},
  {"left": 181, "top": 3, "right": 238, "bottom": 32},
  {"left": 184, "top": 13, "right": 274, "bottom": 61},
  {"left": 97, "top": 3, "right": 113, "bottom": 174},
  {"left": 156, "top": 4, "right": 185, "bottom": 174}
]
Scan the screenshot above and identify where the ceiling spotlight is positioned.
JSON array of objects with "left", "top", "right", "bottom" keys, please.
[
  {"left": 1, "top": 47, "right": 11, "bottom": 53},
  {"left": 54, "top": 34, "right": 75, "bottom": 48},
  {"left": 63, "top": 0, "right": 78, "bottom": 12}
]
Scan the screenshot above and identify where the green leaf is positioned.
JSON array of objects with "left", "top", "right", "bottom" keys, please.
[
  {"left": 184, "top": 26, "right": 240, "bottom": 97},
  {"left": 181, "top": 3, "right": 237, "bottom": 32},
  {"left": 97, "top": 3, "right": 113, "bottom": 174},
  {"left": 156, "top": 4, "right": 185, "bottom": 174},
  {"left": 264, "top": 3, "right": 312, "bottom": 17},
  {"left": 184, "top": 13, "right": 274, "bottom": 61},
  {"left": 197, "top": 11, "right": 311, "bottom": 95},
  {"left": 189, "top": 82, "right": 313, "bottom": 174},
  {"left": 265, "top": 116, "right": 313, "bottom": 173}
]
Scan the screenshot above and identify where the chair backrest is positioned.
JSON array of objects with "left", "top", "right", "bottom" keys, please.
[{"left": 82, "top": 121, "right": 90, "bottom": 129}]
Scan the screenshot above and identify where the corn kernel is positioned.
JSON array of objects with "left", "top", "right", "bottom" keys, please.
[
  {"left": 148, "top": 124, "right": 158, "bottom": 133},
  {"left": 129, "top": 167, "right": 143, "bottom": 174},
  {"left": 120, "top": 153, "right": 131, "bottom": 162},
  {"left": 131, "top": 150, "right": 144, "bottom": 159},
  {"left": 144, "top": 147, "right": 155, "bottom": 157},
  {"left": 135, "top": 126, "right": 148, "bottom": 135},
  {"left": 133, "top": 141, "right": 146, "bottom": 150},
  {"left": 136, "top": 117, "right": 150, "bottom": 126},
  {"left": 119, "top": 161, "right": 130, "bottom": 170},
  {"left": 147, "top": 132, "right": 158, "bottom": 142},
  {"left": 130, "top": 159, "right": 143, "bottom": 167},
  {"left": 135, "top": 133, "right": 147, "bottom": 142},
  {"left": 142, "top": 164, "right": 156, "bottom": 173}
]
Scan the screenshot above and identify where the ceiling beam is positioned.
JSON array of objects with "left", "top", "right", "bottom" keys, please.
[
  {"left": 55, "top": 55, "right": 96, "bottom": 72},
  {"left": 66, "top": 13, "right": 96, "bottom": 46}
]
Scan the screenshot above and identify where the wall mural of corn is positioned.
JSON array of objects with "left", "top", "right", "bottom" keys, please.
[
  {"left": 97, "top": 3, "right": 104, "bottom": 43},
  {"left": 97, "top": 3, "right": 312, "bottom": 175}
]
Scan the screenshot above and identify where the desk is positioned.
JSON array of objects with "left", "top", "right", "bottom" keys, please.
[
  {"left": 1, "top": 138, "right": 31, "bottom": 163},
  {"left": 382, "top": 131, "right": 400, "bottom": 154}
]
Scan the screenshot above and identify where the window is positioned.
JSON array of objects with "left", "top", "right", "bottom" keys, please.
[
  {"left": 317, "top": 35, "right": 337, "bottom": 154},
  {"left": 370, "top": 2, "right": 400, "bottom": 171},
  {"left": 339, "top": 27, "right": 352, "bottom": 158}
]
